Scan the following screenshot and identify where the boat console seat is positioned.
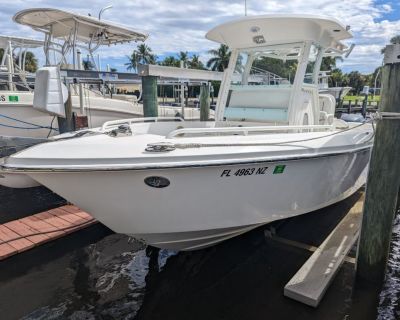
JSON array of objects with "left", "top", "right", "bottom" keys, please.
[
  {"left": 318, "top": 94, "right": 336, "bottom": 125},
  {"left": 224, "top": 85, "right": 291, "bottom": 123}
]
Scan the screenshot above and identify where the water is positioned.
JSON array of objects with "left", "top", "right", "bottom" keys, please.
[
  {"left": 378, "top": 211, "right": 400, "bottom": 320},
  {"left": 1, "top": 187, "right": 400, "bottom": 319}
]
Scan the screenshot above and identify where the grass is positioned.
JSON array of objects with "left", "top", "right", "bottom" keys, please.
[{"left": 343, "top": 95, "right": 380, "bottom": 102}]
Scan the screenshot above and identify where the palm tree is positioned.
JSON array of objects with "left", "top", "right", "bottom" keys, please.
[
  {"left": 207, "top": 45, "right": 231, "bottom": 71},
  {"left": 160, "top": 56, "right": 179, "bottom": 67},
  {"left": 82, "top": 58, "right": 95, "bottom": 70},
  {"left": 137, "top": 44, "right": 156, "bottom": 64},
  {"left": 125, "top": 44, "right": 156, "bottom": 72},
  {"left": 189, "top": 54, "right": 204, "bottom": 70},
  {"left": 125, "top": 51, "right": 139, "bottom": 71},
  {"left": 13, "top": 51, "right": 38, "bottom": 73},
  {"left": 178, "top": 51, "right": 189, "bottom": 67},
  {"left": 23, "top": 52, "right": 38, "bottom": 73}
]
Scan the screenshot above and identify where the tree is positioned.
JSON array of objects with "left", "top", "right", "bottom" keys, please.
[
  {"left": 82, "top": 59, "right": 95, "bottom": 70},
  {"left": 159, "top": 56, "right": 180, "bottom": 67},
  {"left": 178, "top": 51, "right": 189, "bottom": 67},
  {"left": 22, "top": 52, "right": 38, "bottom": 73},
  {"left": 188, "top": 54, "right": 204, "bottom": 70},
  {"left": 4, "top": 50, "right": 38, "bottom": 73},
  {"left": 347, "top": 71, "right": 364, "bottom": 94},
  {"left": 330, "top": 68, "right": 346, "bottom": 87},
  {"left": 207, "top": 44, "right": 231, "bottom": 71},
  {"left": 125, "top": 44, "right": 156, "bottom": 72},
  {"left": 320, "top": 56, "right": 343, "bottom": 71},
  {"left": 253, "top": 56, "right": 297, "bottom": 82}
]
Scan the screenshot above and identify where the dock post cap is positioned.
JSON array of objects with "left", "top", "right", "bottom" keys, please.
[{"left": 383, "top": 44, "right": 400, "bottom": 65}]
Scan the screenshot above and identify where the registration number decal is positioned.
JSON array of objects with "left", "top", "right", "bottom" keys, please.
[
  {"left": 220, "top": 165, "right": 286, "bottom": 177},
  {"left": 0, "top": 95, "right": 19, "bottom": 102}
]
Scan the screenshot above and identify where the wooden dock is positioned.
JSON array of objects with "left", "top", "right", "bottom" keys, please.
[
  {"left": 283, "top": 195, "right": 364, "bottom": 307},
  {"left": 0, "top": 205, "right": 96, "bottom": 260}
]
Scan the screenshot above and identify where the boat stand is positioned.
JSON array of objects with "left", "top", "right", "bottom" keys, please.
[{"left": 265, "top": 194, "right": 364, "bottom": 307}]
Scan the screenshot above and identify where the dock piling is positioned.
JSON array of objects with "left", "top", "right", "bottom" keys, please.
[
  {"left": 356, "top": 43, "right": 400, "bottom": 285},
  {"left": 200, "top": 83, "right": 210, "bottom": 121},
  {"left": 142, "top": 75, "right": 158, "bottom": 117},
  {"left": 57, "top": 87, "right": 74, "bottom": 134}
]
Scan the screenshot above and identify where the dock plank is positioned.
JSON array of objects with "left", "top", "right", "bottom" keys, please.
[
  {"left": 60, "top": 206, "right": 93, "bottom": 221},
  {"left": 0, "top": 205, "right": 96, "bottom": 261},
  {"left": 0, "top": 225, "right": 34, "bottom": 252},
  {"left": 20, "top": 215, "right": 65, "bottom": 239},
  {"left": 35, "top": 211, "right": 74, "bottom": 228},
  {"left": 49, "top": 208, "right": 87, "bottom": 225},
  {"left": 3, "top": 220, "right": 49, "bottom": 244},
  {"left": 0, "top": 243, "right": 16, "bottom": 259},
  {"left": 284, "top": 195, "right": 364, "bottom": 307}
]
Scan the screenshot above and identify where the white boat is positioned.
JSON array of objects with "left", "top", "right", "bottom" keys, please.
[
  {"left": 0, "top": 8, "right": 149, "bottom": 140},
  {"left": 2, "top": 15, "right": 374, "bottom": 250}
]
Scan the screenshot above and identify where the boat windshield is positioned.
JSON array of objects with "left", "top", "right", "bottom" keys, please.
[
  {"left": 231, "top": 44, "right": 302, "bottom": 87},
  {"left": 224, "top": 42, "right": 322, "bottom": 123}
]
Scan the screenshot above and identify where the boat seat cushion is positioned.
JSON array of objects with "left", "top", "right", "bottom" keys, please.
[{"left": 225, "top": 85, "right": 291, "bottom": 122}]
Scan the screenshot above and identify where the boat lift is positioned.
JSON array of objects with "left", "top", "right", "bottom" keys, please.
[{"left": 265, "top": 191, "right": 364, "bottom": 307}]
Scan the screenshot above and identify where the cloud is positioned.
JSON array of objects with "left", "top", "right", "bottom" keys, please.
[{"left": 0, "top": 0, "right": 398, "bottom": 73}]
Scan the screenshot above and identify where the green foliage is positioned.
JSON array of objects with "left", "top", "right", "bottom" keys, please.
[
  {"left": 320, "top": 56, "right": 343, "bottom": 71},
  {"left": 125, "top": 44, "right": 156, "bottom": 72},
  {"left": 158, "top": 53, "right": 205, "bottom": 70},
  {"left": 82, "top": 59, "right": 95, "bottom": 70},
  {"left": 159, "top": 56, "right": 180, "bottom": 67},
  {"left": 253, "top": 56, "right": 297, "bottom": 81},
  {"left": 343, "top": 95, "right": 380, "bottom": 102},
  {"left": 1, "top": 49, "right": 38, "bottom": 73},
  {"left": 206, "top": 44, "right": 231, "bottom": 71},
  {"left": 23, "top": 52, "right": 38, "bottom": 73},
  {"left": 188, "top": 54, "right": 204, "bottom": 70}
]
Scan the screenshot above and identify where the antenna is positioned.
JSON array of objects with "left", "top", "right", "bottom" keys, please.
[
  {"left": 98, "top": 5, "right": 113, "bottom": 20},
  {"left": 245, "top": 0, "right": 247, "bottom": 16}
]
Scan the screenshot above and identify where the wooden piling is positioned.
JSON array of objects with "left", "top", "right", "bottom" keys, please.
[
  {"left": 200, "top": 83, "right": 210, "bottom": 121},
  {"left": 142, "top": 75, "right": 158, "bottom": 117},
  {"left": 356, "top": 43, "right": 400, "bottom": 285},
  {"left": 57, "top": 88, "right": 74, "bottom": 134}
]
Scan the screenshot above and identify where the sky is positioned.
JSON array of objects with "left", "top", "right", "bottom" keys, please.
[{"left": 0, "top": 0, "right": 399, "bottom": 74}]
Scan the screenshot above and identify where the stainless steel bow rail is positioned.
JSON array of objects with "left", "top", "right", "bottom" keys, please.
[
  {"left": 101, "top": 117, "right": 184, "bottom": 131},
  {"left": 166, "top": 124, "right": 334, "bottom": 139}
]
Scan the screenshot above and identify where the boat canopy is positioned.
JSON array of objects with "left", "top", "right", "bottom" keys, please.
[
  {"left": 13, "top": 8, "right": 148, "bottom": 45},
  {"left": 13, "top": 8, "right": 149, "bottom": 69},
  {"left": 0, "top": 35, "right": 43, "bottom": 49},
  {"left": 206, "top": 15, "right": 351, "bottom": 53},
  {"left": 210, "top": 15, "right": 354, "bottom": 125}
]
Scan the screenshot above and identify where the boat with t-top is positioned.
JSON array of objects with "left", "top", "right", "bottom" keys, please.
[{"left": 2, "top": 15, "right": 373, "bottom": 250}]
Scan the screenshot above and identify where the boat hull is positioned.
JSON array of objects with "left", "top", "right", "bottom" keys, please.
[{"left": 26, "top": 148, "right": 370, "bottom": 250}]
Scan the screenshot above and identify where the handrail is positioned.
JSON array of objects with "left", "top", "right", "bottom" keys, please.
[
  {"left": 166, "top": 125, "right": 334, "bottom": 139},
  {"left": 101, "top": 117, "right": 184, "bottom": 131}
]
